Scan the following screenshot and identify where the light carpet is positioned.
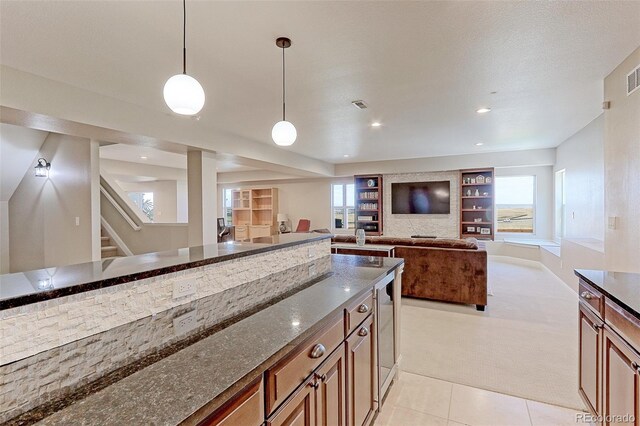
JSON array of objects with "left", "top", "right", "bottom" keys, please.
[{"left": 400, "top": 255, "right": 585, "bottom": 410}]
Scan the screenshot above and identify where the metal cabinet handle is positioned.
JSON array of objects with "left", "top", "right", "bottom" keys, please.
[
  {"left": 358, "top": 327, "right": 369, "bottom": 337},
  {"left": 310, "top": 344, "right": 326, "bottom": 359},
  {"left": 357, "top": 304, "right": 369, "bottom": 314},
  {"left": 632, "top": 362, "right": 639, "bottom": 371},
  {"left": 580, "top": 291, "right": 595, "bottom": 300},
  {"left": 316, "top": 373, "right": 327, "bottom": 382}
]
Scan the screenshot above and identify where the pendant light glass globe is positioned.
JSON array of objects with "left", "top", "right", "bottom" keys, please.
[
  {"left": 164, "top": 74, "right": 205, "bottom": 115},
  {"left": 272, "top": 120, "right": 297, "bottom": 146}
]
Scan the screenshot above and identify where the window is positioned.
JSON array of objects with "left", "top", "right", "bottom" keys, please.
[
  {"left": 332, "top": 183, "right": 355, "bottom": 230},
  {"left": 223, "top": 189, "right": 233, "bottom": 225},
  {"left": 128, "top": 192, "right": 154, "bottom": 221},
  {"left": 495, "top": 176, "right": 535, "bottom": 233}
]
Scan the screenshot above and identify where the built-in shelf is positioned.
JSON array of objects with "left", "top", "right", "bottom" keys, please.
[
  {"left": 355, "top": 175, "right": 383, "bottom": 236},
  {"left": 460, "top": 168, "right": 495, "bottom": 241}
]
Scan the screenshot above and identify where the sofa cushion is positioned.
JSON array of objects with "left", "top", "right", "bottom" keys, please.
[{"left": 332, "top": 234, "right": 478, "bottom": 250}]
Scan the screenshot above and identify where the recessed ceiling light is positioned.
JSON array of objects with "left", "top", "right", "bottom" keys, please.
[
  {"left": 343, "top": 154, "right": 350, "bottom": 158},
  {"left": 371, "top": 122, "right": 382, "bottom": 127},
  {"left": 140, "top": 156, "right": 148, "bottom": 159},
  {"left": 291, "top": 320, "right": 300, "bottom": 327},
  {"left": 475, "top": 142, "right": 484, "bottom": 146},
  {"left": 476, "top": 108, "right": 491, "bottom": 114}
]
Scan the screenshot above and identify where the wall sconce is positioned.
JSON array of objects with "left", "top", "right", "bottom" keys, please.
[{"left": 34, "top": 158, "right": 51, "bottom": 177}]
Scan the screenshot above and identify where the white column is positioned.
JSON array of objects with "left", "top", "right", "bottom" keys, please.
[
  {"left": 90, "top": 139, "right": 101, "bottom": 261},
  {"left": 187, "top": 151, "right": 217, "bottom": 246}
]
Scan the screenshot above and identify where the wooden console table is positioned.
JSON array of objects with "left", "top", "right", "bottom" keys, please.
[{"left": 331, "top": 243, "right": 395, "bottom": 258}]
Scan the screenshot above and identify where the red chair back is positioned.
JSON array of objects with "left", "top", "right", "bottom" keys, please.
[{"left": 295, "top": 219, "right": 311, "bottom": 233}]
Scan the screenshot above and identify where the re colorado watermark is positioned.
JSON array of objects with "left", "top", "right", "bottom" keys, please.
[{"left": 576, "top": 413, "right": 635, "bottom": 423}]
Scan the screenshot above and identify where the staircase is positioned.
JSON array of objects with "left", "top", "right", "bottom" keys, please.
[{"left": 100, "top": 229, "right": 121, "bottom": 259}]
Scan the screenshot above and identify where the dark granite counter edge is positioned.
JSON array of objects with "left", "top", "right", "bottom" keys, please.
[
  {"left": 1, "top": 234, "right": 331, "bottom": 311},
  {"left": 574, "top": 269, "right": 640, "bottom": 320}
]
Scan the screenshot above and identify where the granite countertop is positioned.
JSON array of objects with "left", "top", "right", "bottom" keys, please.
[
  {"left": 22, "top": 255, "right": 403, "bottom": 425},
  {"left": 575, "top": 269, "right": 640, "bottom": 318},
  {"left": 0, "top": 233, "right": 330, "bottom": 310}
]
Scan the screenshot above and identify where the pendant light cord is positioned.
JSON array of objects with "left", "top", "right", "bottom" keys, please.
[
  {"left": 282, "top": 46, "right": 286, "bottom": 121},
  {"left": 182, "top": 0, "right": 187, "bottom": 74}
]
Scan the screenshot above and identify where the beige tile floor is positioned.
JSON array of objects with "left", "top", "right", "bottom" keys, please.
[{"left": 374, "top": 371, "right": 587, "bottom": 426}]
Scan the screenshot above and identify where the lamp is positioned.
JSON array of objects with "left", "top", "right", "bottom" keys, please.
[
  {"left": 34, "top": 158, "right": 51, "bottom": 177},
  {"left": 277, "top": 213, "right": 289, "bottom": 233},
  {"left": 163, "top": 0, "right": 205, "bottom": 115},
  {"left": 272, "top": 37, "right": 297, "bottom": 146}
]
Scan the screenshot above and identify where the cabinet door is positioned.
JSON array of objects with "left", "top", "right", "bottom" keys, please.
[
  {"left": 316, "top": 344, "right": 346, "bottom": 426},
  {"left": 346, "top": 315, "right": 375, "bottom": 426},
  {"left": 267, "top": 376, "right": 317, "bottom": 426},
  {"left": 579, "top": 303, "right": 602, "bottom": 416},
  {"left": 603, "top": 328, "right": 639, "bottom": 426},
  {"left": 199, "top": 378, "right": 264, "bottom": 426}
]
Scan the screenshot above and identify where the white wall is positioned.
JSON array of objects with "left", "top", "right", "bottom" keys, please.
[
  {"left": 118, "top": 180, "right": 180, "bottom": 223},
  {"left": 494, "top": 166, "right": 554, "bottom": 240},
  {"left": 604, "top": 47, "right": 640, "bottom": 272},
  {"left": 555, "top": 115, "right": 605, "bottom": 240},
  {"left": 9, "top": 133, "right": 95, "bottom": 272},
  {"left": 0, "top": 201, "right": 8, "bottom": 273}
]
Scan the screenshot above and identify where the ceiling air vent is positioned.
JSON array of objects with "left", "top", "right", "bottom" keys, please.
[
  {"left": 351, "top": 100, "right": 368, "bottom": 110},
  {"left": 627, "top": 64, "right": 640, "bottom": 96}
]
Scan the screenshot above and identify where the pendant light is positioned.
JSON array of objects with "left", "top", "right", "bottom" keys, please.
[
  {"left": 163, "top": 0, "right": 205, "bottom": 115},
  {"left": 272, "top": 37, "right": 297, "bottom": 146}
]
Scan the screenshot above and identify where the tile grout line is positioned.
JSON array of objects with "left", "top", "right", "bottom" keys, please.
[
  {"left": 447, "top": 383, "right": 454, "bottom": 422},
  {"left": 525, "top": 399, "right": 534, "bottom": 426}
]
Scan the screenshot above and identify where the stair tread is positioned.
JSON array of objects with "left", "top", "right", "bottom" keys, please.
[
  {"left": 101, "top": 246, "right": 118, "bottom": 251},
  {"left": 101, "top": 237, "right": 109, "bottom": 241}
]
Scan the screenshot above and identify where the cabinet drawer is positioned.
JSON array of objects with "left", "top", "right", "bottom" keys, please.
[
  {"left": 235, "top": 226, "right": 249, "bottom": 240},
  {"left": 266, "top": 314, "right": 344, "bottom": 415},
  {"left": 345, "top": 291, "right": 374, "bottom": 337},
  {"left": 605, "top": 299, "right": 640, "bottom": 351},
  {"left": 579, "top": 280, "right": 604, "bottom": 318},
  {"left": 250, "top": 225, "right": 272, "bottom": 238}
]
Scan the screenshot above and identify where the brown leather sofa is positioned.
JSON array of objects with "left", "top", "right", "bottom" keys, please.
[{"left": 332, "top": 235, "right": 488, "bottom": 310}]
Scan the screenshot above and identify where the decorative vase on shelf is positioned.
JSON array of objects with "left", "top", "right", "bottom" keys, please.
[{"left": 356, "top": 229, "right": 366, "bottom": 246}]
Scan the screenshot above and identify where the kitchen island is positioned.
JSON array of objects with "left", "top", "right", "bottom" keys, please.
[{"left": 0, "top": 233, "right": 403, "bottom": 425}]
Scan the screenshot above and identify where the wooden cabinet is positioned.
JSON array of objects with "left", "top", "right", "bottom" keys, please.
[
  {"left": 250, "top": 225, "right": 273, "bottom": 238},
  {"left": 231, "top": 187, "right": 279, "bottom": 240},
  {"left": 354, "top": 175, "right": 383, "bottom": 236},
  {"left": 199, "top": 378, "right": 264, "bottom": 426},
  {"left": 234, "top": 225, "right": 249, "bottom": 240},
  {"left": 346, "top": 315, "right": 375, "bottom": 426},
  {"left": 266, "top": 315, "right": 345, "bottom": 415},
  {"left": 603, "top": 328, "right": 639, "bottom": 426},
  {"left": 316, "top": 343, "right": 347, "bottom": 426},
  {"left": 579, "top": 302, "right": 603, "bottom": 415},
  {"left": 578, "top": 277, "right": 640, "bottom": 425},
  {"left": 267, "top": 376, "right": 317, "bottom": 426},
  {"left": 460, "top": 168, "right": 495, "bottom": 240}
]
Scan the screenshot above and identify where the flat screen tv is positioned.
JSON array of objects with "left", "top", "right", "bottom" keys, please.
[{"left": 391, "top": 181, "right": 451, "bottom": 214}]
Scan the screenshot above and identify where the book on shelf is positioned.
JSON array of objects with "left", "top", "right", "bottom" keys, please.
[{"left": 357, "top": 215, "right": 375, "bottom": 221}]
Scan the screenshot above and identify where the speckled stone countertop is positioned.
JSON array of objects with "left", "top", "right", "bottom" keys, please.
[
  {"left": 575, "top": 269, "right": 640, "bottom": 319},
  {"left": 0, "top": 233, "right": 330, "bottom": 310},
  {"left": 26, "top": 255, "right": 403, "bottom": 425}
]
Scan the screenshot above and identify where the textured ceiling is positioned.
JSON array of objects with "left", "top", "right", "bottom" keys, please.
[{"left": 1, "top": 1, "right": 639, "bottom": 163}]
